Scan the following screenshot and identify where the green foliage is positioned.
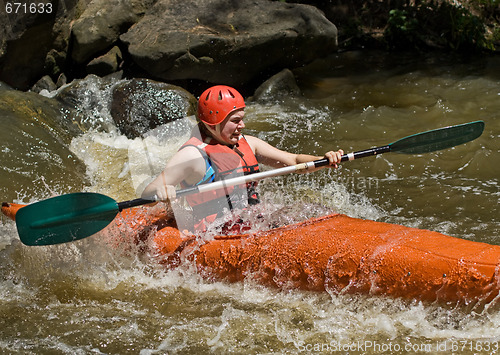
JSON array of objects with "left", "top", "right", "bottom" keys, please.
[
  {"left": 338, "top": 17, "right": 368, "bottom": 48},
  {"left": 493, "top": 24, "right": 500, "bottom": 42},
  {"left": 384, "top": 9, "right": 421, "bottom": 49},
  {"left": 435, "top": 2, "right": 488, "bottom": 50},
  {"left": 469, "top": 0, "right": 500, "bottom": 19},
  {"left": 383, "top": 0, "right": 494, "bottom": 52}
]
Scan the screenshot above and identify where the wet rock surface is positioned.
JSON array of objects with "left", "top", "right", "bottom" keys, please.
[
  {"left": 120, "top": 0, "right": 337, "bottom": 86},
  {"left": 110, "top": 79, "right": 197, "bottom": 138},
  {"left": 0, "top": 0, "right": 337, "bottom": 91},
  {"left": 0, "top": 88, "right": 88, "bottom": 200}
]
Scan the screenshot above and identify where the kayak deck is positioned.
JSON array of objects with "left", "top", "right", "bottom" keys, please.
[
  {"left": 153, "top": 213, "right": 500, "bottom": 305},
  {"left": 3, "top": 202, "right": 500, "bottom": 305}
]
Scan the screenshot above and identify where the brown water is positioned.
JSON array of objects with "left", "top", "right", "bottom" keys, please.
[{"left": 1, "top": 51, "right": 499, "bottom": 354}]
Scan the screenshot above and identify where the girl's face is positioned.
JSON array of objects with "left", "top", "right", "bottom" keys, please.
[{"left": 215, "top": 109, "right": 245, "bottom": 145}]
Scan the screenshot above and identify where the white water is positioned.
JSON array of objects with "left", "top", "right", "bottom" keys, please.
[{"left": 1, "top": 51, "right": 500, "bottom": 353}]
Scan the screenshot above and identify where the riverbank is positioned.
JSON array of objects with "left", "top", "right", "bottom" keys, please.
[
  {"left": 309, "top": 0, "right": 499, "bottom": 52},
  {"left": 1, "top": 0, "right": 337, "bottom": 91},
  {"left": 1, "top": 0, "right": 498, "bottom": 93}
]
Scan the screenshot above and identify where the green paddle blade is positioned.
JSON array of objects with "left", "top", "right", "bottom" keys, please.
[
  {"left": 390, "top": 120, "right": 485, "bottom": 154},
  {"left": 16, "top": 192, "right": 119, "bottom": 246}
]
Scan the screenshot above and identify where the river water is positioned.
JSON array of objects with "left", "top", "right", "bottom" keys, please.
[{"left": 1, "top": 51, "right": 499, "bottom": 354}]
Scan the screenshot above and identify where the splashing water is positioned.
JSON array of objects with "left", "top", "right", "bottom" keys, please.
[{"left": 1, "top": 52, "right": 500, "bottom": 353}]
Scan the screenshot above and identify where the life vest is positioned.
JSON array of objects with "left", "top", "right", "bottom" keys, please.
[{"left": 179, "top": 133, "right": 260, "bottom": 231}]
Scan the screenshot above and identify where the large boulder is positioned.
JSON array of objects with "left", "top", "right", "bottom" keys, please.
[
  {"left": 71, "top": 0, "right": 152, "bottom": 64},
  {"left": 251, "top": 69, "right": 301, "bottom": 104},
  {"left": 0, "top": 0, "right": 338, "bottom": 90},
  {"left": 0, "top": 89, "right": 88, "bottom": 201},
  {"left": 0, "top": 9, "right": 57, "bottom": 89},
  {"left": 53, "top": 74, "right": 123, "bottom": 132},
  {"left": 110, "top": 79, "right": 197, "bottom": 138},
  {"left": 0, "top": 0, "right": 90, "bottom": 90},
  {"left": 120, "top": 0, "right": 337, "bottom": 86}
]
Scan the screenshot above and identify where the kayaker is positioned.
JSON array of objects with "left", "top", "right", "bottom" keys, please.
[{"left": 142, "top": 85, "right": 344, "bottom": 233}]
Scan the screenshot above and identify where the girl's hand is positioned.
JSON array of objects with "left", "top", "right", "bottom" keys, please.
[
  {"left": 324, "top": 149, "right": 344, "bottom": 168},
  {"left": 154, "top": 184, "right": 177, "bottom": 201}
]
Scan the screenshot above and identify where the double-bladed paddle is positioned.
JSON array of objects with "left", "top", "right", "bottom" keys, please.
[{"left": 12, "top": 120, "right": 484, "bottom": 246}]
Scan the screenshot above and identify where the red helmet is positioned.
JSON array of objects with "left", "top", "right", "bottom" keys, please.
[{"left": 197, "top": 85, "right": 245, "bottom": 125}]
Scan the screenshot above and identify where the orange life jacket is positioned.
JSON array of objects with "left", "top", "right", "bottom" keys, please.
[{"left": 179, "top": 134, "right": 260, "bottom": 231}]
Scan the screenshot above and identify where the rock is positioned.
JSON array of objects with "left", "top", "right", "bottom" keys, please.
[
  {"left": 120, "top": 0, "right": 337, "bottom": 86},
  {"left": 0, "top": 81, "right": 13, "bottom": 91},
  {"left": 110, "top": 79, "right": 197, "bottom": 138},
  {"left": 0, "top": 0, "right": 91, "bottom": 90},
  {"left": 31, "top": 75, "right": 57, "bottom": 94},
  {"left": 252, "top": 69, "right": 301, "bottom": 103},
  {"left": 86, "top": 46, "right": 123, "bottom": 76},
  {"left": 0, "top": 90, "right": 83, "bottom": 140},
  {"left": 54, "top": 74, "right": 122, "bottom": 132},
  {"left": 0, "top": 90, "right": 88, "bottom": 200},
  {"left": 71, "top": 0, "right": 152, "bottom": 64},
  {"left": 56, "top": 73, "right": 68, "bottom": 88},
  {"left": 0, "top": 0, "right": 338, "bottom": 91},
  {"left": 0, "top": 10, "right": 58, "bottom": 90},
  {"left": 45, "top": 49, "right": 67, "bottom": 77}
]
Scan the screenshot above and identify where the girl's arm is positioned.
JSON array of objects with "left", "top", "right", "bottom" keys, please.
[
  {"left": 245, "top": 135, "right": 343, "bottom": 172},
  {"left": 141, "top": 146, "right": 206, "bottom": 200}
]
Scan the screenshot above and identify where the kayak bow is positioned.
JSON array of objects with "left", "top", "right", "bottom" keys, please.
[{"left": 3, "top": 202, "right": 500, "bottom": 306}]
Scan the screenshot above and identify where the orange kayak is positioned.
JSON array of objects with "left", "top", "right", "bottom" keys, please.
[{"left": 3, "top": 201, "right": 500, "bottom": 305}]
